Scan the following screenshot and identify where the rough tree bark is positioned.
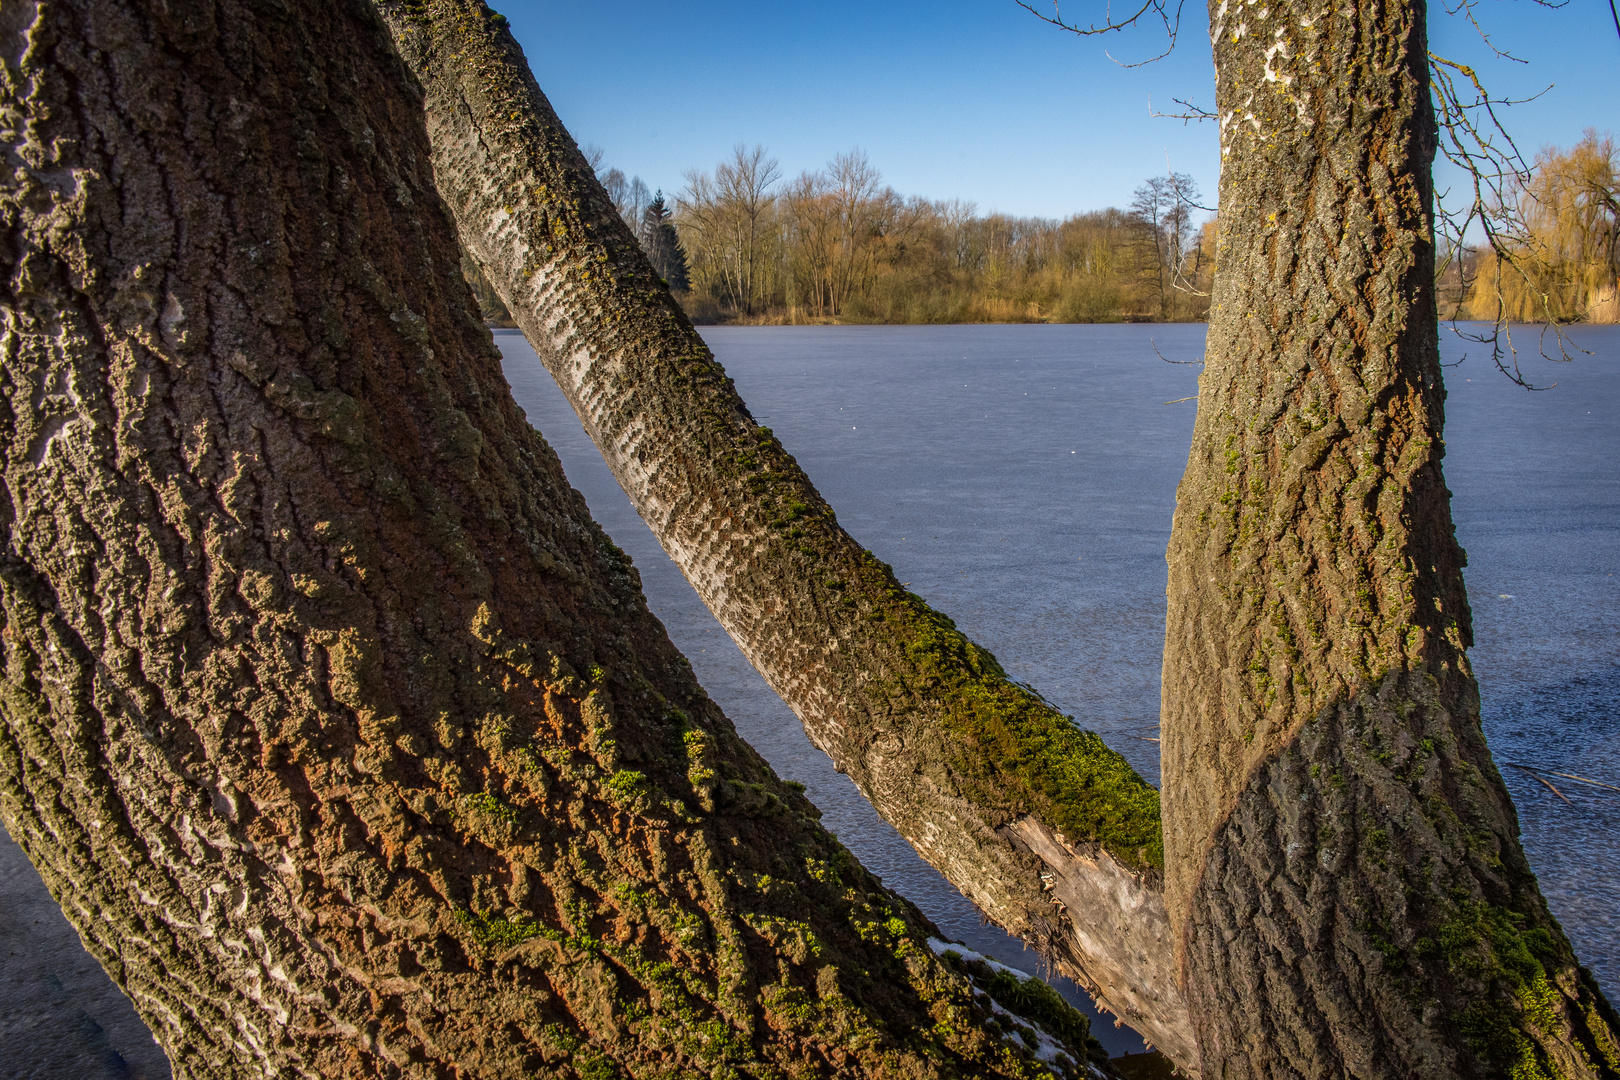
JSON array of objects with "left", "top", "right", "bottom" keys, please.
[
  {"left": 0, "top": 0, "right": 1104, "bottom": 1076},
  {"left": 1160, "top": 1, "right": 1620, "bottom": 1078},
  {"left": 371, "top": 1, "right": 1196, "bottom": 1066}
]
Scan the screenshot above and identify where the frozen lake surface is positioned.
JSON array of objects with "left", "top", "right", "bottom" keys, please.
[
  {"left": 3, "top": 322, "right": 1615, "bottom": 1074},
  {"left": 503, "top": 323, "right": 1620, "bottom": 1023}
]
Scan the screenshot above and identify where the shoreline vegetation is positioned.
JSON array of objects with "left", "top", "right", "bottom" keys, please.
[
  {"left": 473, "top": 144, "right": 1219, "bottom": 328},
  {"left": 668, "top": 145, "right": 1216, "bottom": 327},
  {"left": 468, "top": 133, "right": 1619, "bottom": 330}
]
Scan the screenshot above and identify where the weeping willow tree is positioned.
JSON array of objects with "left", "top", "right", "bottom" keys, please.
[{"left": 1469, "top": 131, "right": 1620, "bottom": 324}]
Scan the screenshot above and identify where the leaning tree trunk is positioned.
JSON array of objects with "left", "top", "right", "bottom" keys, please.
[
  {"left": 1159, "top": 1, "right": 1620, "bottom": 1078},
  {"left": 0, "top": 1, "right": 1106, "bottom": 1076},
  {"left": 372, "top": 1, "right": 1196, "bottom": 1064}
]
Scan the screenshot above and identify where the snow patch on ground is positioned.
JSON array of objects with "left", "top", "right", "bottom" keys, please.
[{"left": 928, "top": 937, "right": 1090, "bottom": 1071}]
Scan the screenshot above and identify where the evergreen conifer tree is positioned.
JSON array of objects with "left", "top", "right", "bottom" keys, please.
[{"left": 641, "top": 192, "right": 691, "bottom": 291}]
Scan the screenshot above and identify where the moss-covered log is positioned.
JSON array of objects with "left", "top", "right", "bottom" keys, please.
[
  {"left": 1161, "top": 1, "right": 1620, "bottom": 1076},
  {"left": 0, "top": 0, "right": 1105, "bottom": 1074},
  {"left": 370, "top": 0, "right": 1194, "bottom": 1065}
]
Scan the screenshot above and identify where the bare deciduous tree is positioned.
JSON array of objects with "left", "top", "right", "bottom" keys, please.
[
  {"left": 784, "top": 151, "right": 906, "bottom": 319},
  {"left": 1130, "top": 172, "right": 1201, "bottom": 319},
  {"left": 679, "top": 144, "right": 782, "bottom": 316},
  {"left": 600, "top": 165, "right": 655, "bottom": 240}
]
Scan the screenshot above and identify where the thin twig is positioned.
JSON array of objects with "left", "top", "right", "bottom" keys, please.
[
  {"left": 1508, "top": 763, "right": 1574, "bottom": 803},
  {"left": 1533, "top": 774, "right": 1573, "bottom": 804},
  {"left": 1148, "top": 92, "right": 1216, "bottom": 125},
  {"left": 1546, "top": 770, "right": 1620, "bottom": 795},
  {"left": 1015, "top": 0, "right": 1186, "bottom": 66},
  {"left": 1152, "top": 338, "right": 1203, "bottom": 365}
]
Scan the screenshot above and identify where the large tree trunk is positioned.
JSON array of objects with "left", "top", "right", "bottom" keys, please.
[
  {"left": 1161, "top": 1, "right": 1620, "bottom": 1077},
  {"left": 371, "top": 1, "right": 1196, "bottom": 1065},
  {"left": 0, "top": 1, "right": 1104, "bottom": 1076}
]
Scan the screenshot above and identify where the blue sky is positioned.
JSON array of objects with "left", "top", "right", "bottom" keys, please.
[{"left": 500, "top": 1, "right": 1620, "bottom": 221}]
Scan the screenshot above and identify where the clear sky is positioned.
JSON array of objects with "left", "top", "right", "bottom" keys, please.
[{"left": 500, "top": 0, "right": 1620, "bottom": 221}]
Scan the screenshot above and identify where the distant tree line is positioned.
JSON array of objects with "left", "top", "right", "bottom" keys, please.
[
  {"left": 460, "top": 248, "right": 515, "bottom": 326},
  {"left": 660, "top": 144, "right": 1214, "bottom": 324},
  {"left": 466, "top": 142, "right": 1219, "bottom": 325},
  {"left": 461, "top": 132, "right": 1616, "bottom": 328}
]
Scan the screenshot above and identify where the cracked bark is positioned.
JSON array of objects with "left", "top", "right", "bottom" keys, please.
[
  {"left": 1161, "top": 1, "right": 1620, "bottom": 1077},
  {"left": 0, "top": 0, "right": 1106, "bottom": 1076},
  {"left": 369, "top": 0, "right": 1196, "bottom": 1068}
]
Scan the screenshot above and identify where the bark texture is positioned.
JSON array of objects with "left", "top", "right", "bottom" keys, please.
[
  {"left": 1161, "top": 1, "right": 1620, "bottom": 1077},
  {"left": 0, "top": 1, "right": 1105, "bottom": 1076},
  {"left": 371, "top": 1, "right": 1196, "bottom": 1065}
]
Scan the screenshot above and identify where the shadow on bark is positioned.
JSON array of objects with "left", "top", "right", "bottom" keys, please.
[{"left": 1185, "top": 670, "right": 1620, "bottom": 1080}]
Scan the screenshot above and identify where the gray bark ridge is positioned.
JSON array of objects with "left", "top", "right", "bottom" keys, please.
[
  {"left": 372, "top": 0, "right": 1196, "bottom": 1066},
  {"left": 1162, "top": 0, "right": 1620, "bottom": 1076},
  {"left": 0, "top": 0, "right": 1107, "bottom": 1076}
]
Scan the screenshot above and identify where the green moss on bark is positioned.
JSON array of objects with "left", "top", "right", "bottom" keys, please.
[
  {"left": 1423, "top": 899, "right": 1601, "bottom": 1080},
  {"left": 862, "top": 556, "right": 1163, "bottom": 872}
]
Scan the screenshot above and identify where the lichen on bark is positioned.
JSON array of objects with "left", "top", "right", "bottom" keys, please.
[{"left": 0, "top": 0, "right": 1102, "bottom": 1075}]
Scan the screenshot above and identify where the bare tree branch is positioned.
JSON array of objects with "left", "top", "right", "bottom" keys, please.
[
  {"left": 1148, "top": 92, "right": 1216, "bottom": 125},
  {"left": 1437, "top": 0, "right": 1566, "bottom": 64},
  {"left": 1425, "top": 48, "right": 1588, "bottom": 389},
  {"left": 1015, "top": 0, "right": 1187, "bottom": 65},
  {"left": 1152, "top": 338, "right": 1203, "bottom": 364}
]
